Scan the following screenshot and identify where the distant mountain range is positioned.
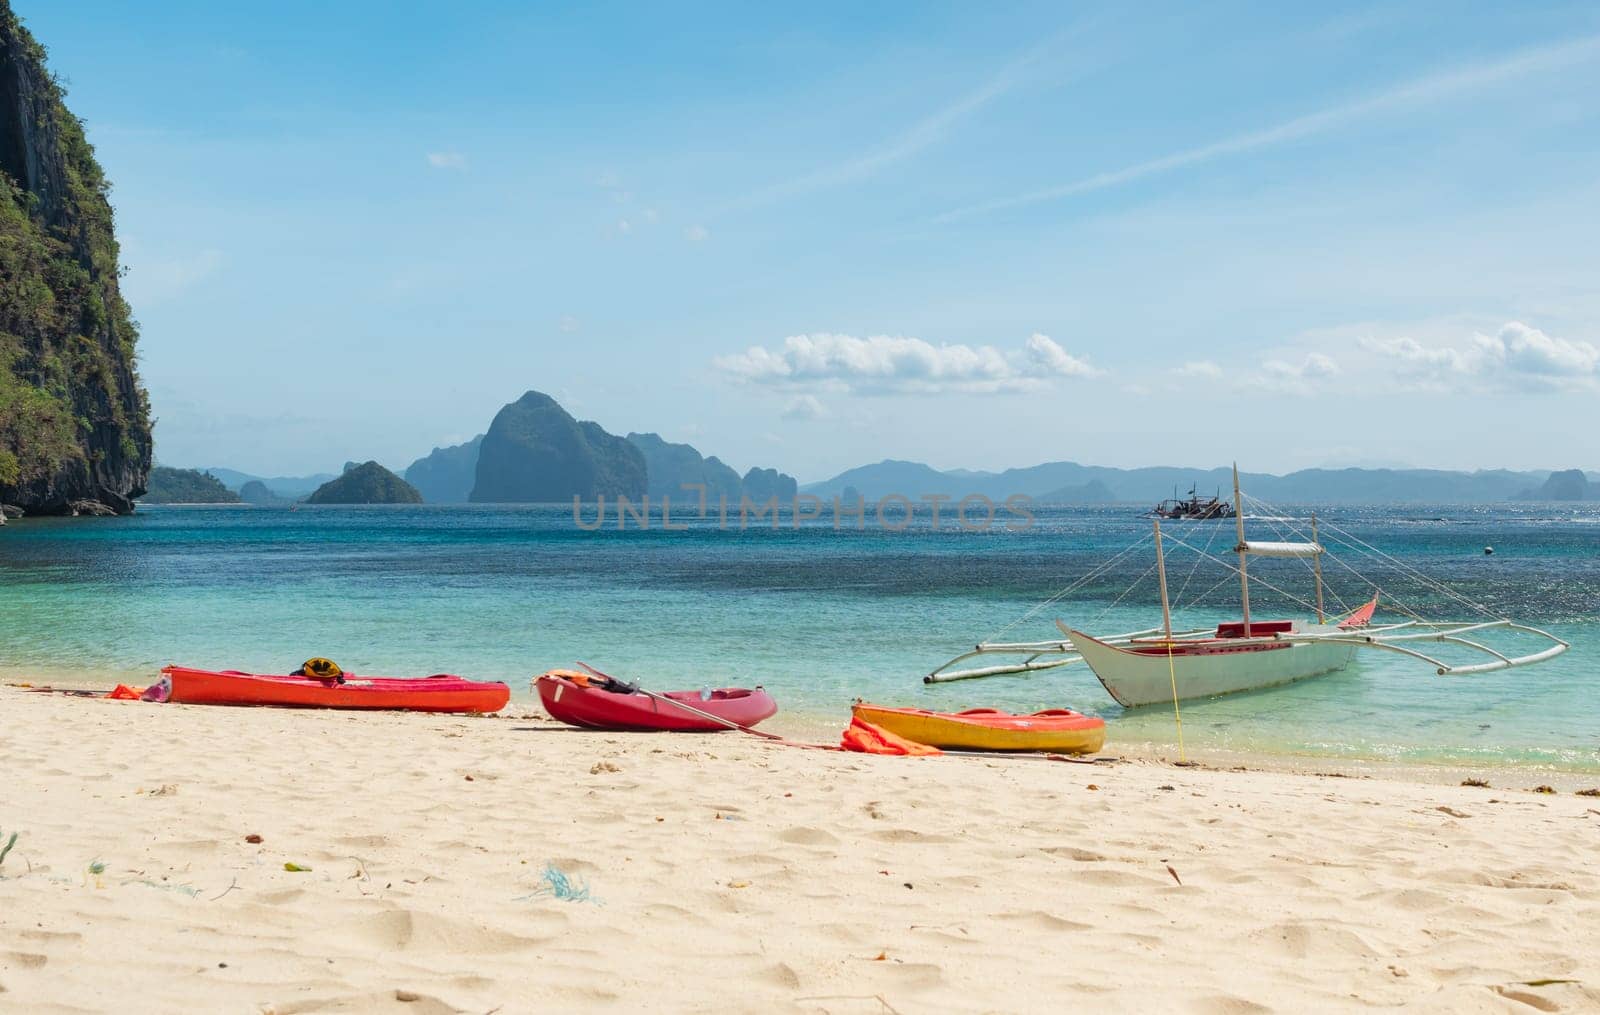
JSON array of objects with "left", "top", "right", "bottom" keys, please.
[
  {"left": 202, "top": 468, "right": 337, "bottom": 499},
  {"left": 801, "top": 460, "right": 1600, "bottom": 505},
  {"left": 174, "top": 404, "right": 1595, "bottom": 508}
]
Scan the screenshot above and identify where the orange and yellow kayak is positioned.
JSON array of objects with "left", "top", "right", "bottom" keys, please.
[{"left": 852, "top": 702, "right": 1105, "bottom": 754}]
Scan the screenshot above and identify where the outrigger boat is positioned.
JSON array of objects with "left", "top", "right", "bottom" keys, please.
[
  {"left": 928, "top": 465, "right": 1569, "bottom": 708},
  {"left": 1149, "top": 483, "right": 1235, "bottom": 521}
]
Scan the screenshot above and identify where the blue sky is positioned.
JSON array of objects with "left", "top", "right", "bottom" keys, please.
[{"left": 22, "top": 1, "right": 1600, "bottom": 479}]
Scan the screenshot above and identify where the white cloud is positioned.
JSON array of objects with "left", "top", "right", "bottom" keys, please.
[
  {"left": 426, "top": 151, "right": 467, "bottom": 170},
  {"left": 684, "top": 224, "right": 710, "bottom": 242},
  {"left": 558, "top": 315, "right": 580, "bottom": 333},
  {"left": 782, "top": 394, "right": 827, "bottom": 420},
  {"left": 714, "top": 332, "right": 1098, "bottom": 395},
  {"left": 616, "top": 218, "right": 632, "bottom": 234},
  {"left": 1360, "top": 321, "right": 1599, "bottom": 391},
  {"left": 1025, "top": 333, "right": 1098, "bottom": 377},
  {"left": 1263, "top": 352, "right": 1340, "bottom": 381},
  {"left": 1174, "top": 360, "right": 1223, "bottom": 379}
]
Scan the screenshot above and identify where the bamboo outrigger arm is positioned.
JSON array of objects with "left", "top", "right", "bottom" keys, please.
[
  {"left": 924, "top": 625, "right": 1212, "bottom": 684},
  {"left": 1275, "top": 620, "right": 1569, "bottom": 676}
]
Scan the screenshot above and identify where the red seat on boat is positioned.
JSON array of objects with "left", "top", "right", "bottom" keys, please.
[{"left": 1214, "top": 619, "right": 1294, "bottom": 638}]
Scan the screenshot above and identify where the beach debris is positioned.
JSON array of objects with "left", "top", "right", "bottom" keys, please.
[
  {"left": 590, "top": 761, "right": 621, "bottom": 774},
  {"left": 903, "top": 882, "right": 913, "bottom": 890},
  {"left": 1576, "top": 788, "right": 1600, "bottom": 797},
  {"left": 210, "top": 877, "right": 240, "bottom": 901},
  {"left": 283, "top": 862, "right": 312, "bottom": 872},
  {"left": 730, "top": 880, "right": 751, "bottom": 889},
  {"left": 0, "top": 828, "right": 17, "bottom": 868},
  {"left": 528, "top": 863, "right": 596, "bottom": 903},
  {"left": 1157, "top": 785, "right": 1175, "bottom": 791},
  {"left": 463, "top": 774, "right": 474, "bottom": 781},
  {"left": 1533, "top": 785, "right": 1557, "bottom": 795},
  {"left": 1461, "top": 778, "right": 1490, "bottom": 788},
  {"left": 149, "top": 784, "right": 179, "bottom": 797},
  {"left": 1436, "top": 806, "right": 1472, "bottom": 819},
  {"left": 244, "top": 834, "right": 263, "bottom": 844},
  {"left": 873, "top": 951, "right": 888, "bottom": 961},
  {"left": 86, "top": 859, "right": 107, "bottom": 888},
  {"left": 1165, "top": 864, "right": 1182, "bottom": 885},
  {"left": 1086, "top": 784, "right": 1100, "bottom": 791}
]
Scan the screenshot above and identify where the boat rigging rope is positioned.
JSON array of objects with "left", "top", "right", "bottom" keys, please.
[
  {"left": 1238, "top": 492, "right": 1476, "bottom": 624},
  {"left": 1239, "top": 492, "right": 1499, "bottom": 618},
  {"left": 1169, "top": 513, "right": 1225, "bottom": 608},
  {"left": 981, "top": 531, "right": 1154, "bottom": 643}
]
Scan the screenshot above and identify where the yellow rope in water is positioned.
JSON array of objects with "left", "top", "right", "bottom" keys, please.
[{"left": 1166, "top": 639, "right": 1185, "bottom": 762}]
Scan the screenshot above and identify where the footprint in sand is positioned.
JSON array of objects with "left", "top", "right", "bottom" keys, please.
[{"left": 777, "top": 826, "right": 839, "bottom": 846}]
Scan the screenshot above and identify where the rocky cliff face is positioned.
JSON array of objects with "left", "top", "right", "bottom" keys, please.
[
  {"left": 626, "top": 432, "right": 743, "bottom": 503},
  {"left": 470, "top": 391, "right": 645, "bottom": 503},
  {"left": 1522, "top": 469, "right": 1590, "bottom": 501},
  {"left": 404, "top": 434, "right": 483, "bottom": 504},
  {"left": 0, "top": 4, "right": 151, "bottom": 514},
  {"left": 740, "top": 466, "right": 798, "bottom": 503}
]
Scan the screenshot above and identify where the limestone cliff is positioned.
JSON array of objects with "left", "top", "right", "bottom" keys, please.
[
  {"left": 0, "top": 4, "right": 151, "bottom": 514},
  {"left": 469, "top": 391, "right": 645, "bottom": 503}
]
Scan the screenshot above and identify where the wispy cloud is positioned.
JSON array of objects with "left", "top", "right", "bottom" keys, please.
[
  {"left": 714, "top": 331, "right": 1098, "bottom": 395},
  {"left": 124, "top": 248, "right": 224, "bottom": 307},
  {"left": 782, "top": 394, "right": 827, "bottom": 420},
  {"left": 684, "top": 224, "right": 710, "bottom": 242},
  {"left": 719, "top": 32, "right": 1075, "bottom": 214},
  {"left": 426, "top": 151, "right": 467, "bottom": 170},
  {"left": 935, "top": 33, "right": 1600, "bottom": 223}
]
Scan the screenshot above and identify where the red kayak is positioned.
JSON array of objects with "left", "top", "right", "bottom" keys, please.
[
  {"left": 150, "top": 666, "right": 510, "bottom": 713},
  {"left": 535, "top": 670, "right": 777, "bottom": 732}
]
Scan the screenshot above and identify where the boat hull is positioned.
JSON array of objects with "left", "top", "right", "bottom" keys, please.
[
  {"left": 852, "top": 703, "right": 1106, "bottom": 754},
  {"left": 155, "top": 666, "right": 510, "bottom": 713},
  {"left": 1069, "top": 630, "right": 1358, "bottom": 708},
  {"left": 536, "top": 673, "right": 777, "bottom": 732}
]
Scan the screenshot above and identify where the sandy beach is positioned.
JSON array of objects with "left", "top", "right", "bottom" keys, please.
[{"left": 3, "top": 688, "right": 1598, "bottom": 1014}]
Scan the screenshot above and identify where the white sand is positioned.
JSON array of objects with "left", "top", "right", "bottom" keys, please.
[{"left": 3, "top": 688, "right": 1598, "bottom": 1013}]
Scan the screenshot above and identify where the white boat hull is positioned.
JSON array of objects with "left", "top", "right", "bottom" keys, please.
[{"left": 1070, "top": 629, "right": 1359, "bottom": 708}]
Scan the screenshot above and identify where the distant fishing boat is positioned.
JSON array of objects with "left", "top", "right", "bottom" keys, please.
[
  {"left": 1148, "top": 483, "right": 1235, "bottom": 520},
  {"left": 929, "top": 465, "right": 1569, "bottom": 707}
]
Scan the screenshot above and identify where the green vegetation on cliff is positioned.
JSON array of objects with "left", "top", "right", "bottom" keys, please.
[
  {"left": 0, "top": 4, "right": 151, "bottom": 512},
  {"left": 141, "top": 467, "right": 240, "bottom": 504},
  {"left": 305, "top": 461, "right": 422, "bottom": 505}
]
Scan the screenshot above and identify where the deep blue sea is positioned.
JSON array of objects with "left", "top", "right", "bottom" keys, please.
[{"left": 3, "top": 503, "right": 1596, "bottom": 771}]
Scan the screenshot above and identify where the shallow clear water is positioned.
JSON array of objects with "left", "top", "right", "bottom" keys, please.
[{"left": 3, "top": 503, "right": 1596, "bottom": 771}]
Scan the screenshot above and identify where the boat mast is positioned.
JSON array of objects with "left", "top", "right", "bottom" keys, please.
[
  {"left": 1232, "top": 462, "right": 1251, "bottom": 636},
  {"left": 1153, "top": 519, "right": 1174, "bottom": 641},
  {"left": 1311, "top": 511, "right": 1325, "bottom": 624}
]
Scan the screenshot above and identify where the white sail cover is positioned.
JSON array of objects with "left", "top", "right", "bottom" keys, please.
[{"left": 1240, "top": 540, "right": 1323, "bottom": 558}]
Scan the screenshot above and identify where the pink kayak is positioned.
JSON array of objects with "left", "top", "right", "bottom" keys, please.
[{"left": 535, "top": 670, "right": 777, "bottom": 732}]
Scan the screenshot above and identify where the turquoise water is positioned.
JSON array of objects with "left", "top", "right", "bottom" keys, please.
[{"left": 2, "top": 503, "right": 1596, "bottom": 771}]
